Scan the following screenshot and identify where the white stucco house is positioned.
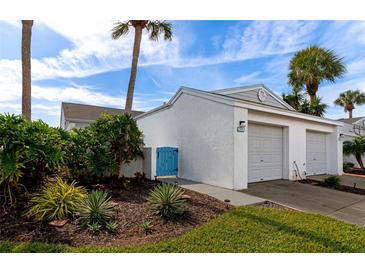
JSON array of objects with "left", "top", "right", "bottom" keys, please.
[
  {"left": 338, "top": 117, "right": 365, "bottom": 167},
  {"left": 136, "top": 84, "right": 344, "bottom": 190}
]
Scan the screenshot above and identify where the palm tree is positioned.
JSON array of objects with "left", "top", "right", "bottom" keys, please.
[
  {"left": 334, "top": 90, "right": 365, "bottom": 118},
  {"left": 299, "top": 97, "right": 328, "bottom": 117},
  {"left": 21, "top": 20, "right": 33, "bottom": 121},
  {"left": 111, "top": 20, "right": 172, "bottom": 114},
  {"left": 282, "top": 89, "right": 304, "bottom": 110},
  {"left": 288, "top": 45, "right": 346, "bottom": 103},
  {"left": 343, "top": 137, "right": 365, "bottom": 169}
]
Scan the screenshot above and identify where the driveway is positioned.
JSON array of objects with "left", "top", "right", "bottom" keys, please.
[{"left": 242, "top": 180, "right": 365, "bottom": 227}]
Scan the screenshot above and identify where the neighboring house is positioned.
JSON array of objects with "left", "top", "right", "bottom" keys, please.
[
  {"left": 136, "top": 84, "right": 344, "bottom": 190},
  {"left": 338, "top": 117, "right": 365, "bottom": 167},
  {"left": 60, "top": 102, "right": 144, "bottom": 130}
]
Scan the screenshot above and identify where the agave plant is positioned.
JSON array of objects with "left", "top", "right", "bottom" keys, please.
[
  {"left": 147, "top": 183, "right": 185, "bottom": 218},
  {"left": 77, "top": 190, "right": 116, "bottom": 226},
  {"left": 140, "top": 221, "right": 153, "bottom": 235},
  {"left": 87, "top": 222, "right": 101, "bottom": 233},
  {"left": 26, "top": 177, "right": 87, "bottom": 221},
  {"left": 106, "top": 220, "right": 119, "bottom": 233}
]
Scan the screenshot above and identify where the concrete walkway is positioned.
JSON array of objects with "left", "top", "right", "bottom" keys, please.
[
  {"left": 308, "top": 174, "right": 365, "bottom": 190},
  {"left": 159, "top": 178, "right": 265, "bottom": 206},
  {"left": 242, "top": 180, "right": 365, "bottom": 227}
]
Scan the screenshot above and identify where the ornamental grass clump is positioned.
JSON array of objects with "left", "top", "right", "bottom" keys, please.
[
  {"left": 322, "top": 176, "right": 341, "bottom": 188},
  {"left": 77, "top": 190, "right": 117, "bottom": 227},
  {"left": 26, "top": 178, "right": 87, "bottom": 221},
  {"left": 147, "top": 183, "right": 185, "bottom": 218}
]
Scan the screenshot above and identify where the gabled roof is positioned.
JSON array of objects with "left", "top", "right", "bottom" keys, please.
[
  {"left": 136, "top": 86, "right": 343, "bottom": 126},
  {"left": 61, "top": 102, "right": 144, "bottom": 122},
  {"left": 337, "top": 117, "right": 365, "bottom": 125},
  {"left": 212, "top": 84, "right": 296, "bottom": 111}
]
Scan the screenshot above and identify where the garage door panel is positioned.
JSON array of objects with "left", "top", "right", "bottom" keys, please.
[
  {"left": 306, "top": 131, "right": 327, "bottom": 175},
  {"left": 248, "top": 153, "right": 262, "bottom": 165},
  {"left": 250, "top": 139, "right": 261, "bottom": 149},
  {"left": 248, "top": 124, "right": 283, "bottom": 183}
]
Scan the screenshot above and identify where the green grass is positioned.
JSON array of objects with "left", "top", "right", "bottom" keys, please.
[{"left": 1, "top": 206, "right": 365, "bottom": 252}]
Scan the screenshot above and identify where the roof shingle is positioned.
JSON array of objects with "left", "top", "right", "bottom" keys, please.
[{"left": 61, "top": 102, "right": 144, "bottom": 121}]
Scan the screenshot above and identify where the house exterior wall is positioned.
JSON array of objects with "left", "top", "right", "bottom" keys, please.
[
  {"left": 227, "top": 90, "right": 286, "bottom": 109},
  {"left": 137, "top": 88, "right": 343, "bottom": 190},
  {"left": 340, "top": 123, "right": 365, "bottom": 167},
  {"left": 137, "top": 93, "right": 235, "bottom": 189},
  {"left": 65, "top": 121, "right": 91, "bottom": 131}
]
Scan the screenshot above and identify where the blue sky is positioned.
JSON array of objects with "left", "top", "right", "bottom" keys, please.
[{"left": 1, "top": 20, "right": 365, "bottom": 126}]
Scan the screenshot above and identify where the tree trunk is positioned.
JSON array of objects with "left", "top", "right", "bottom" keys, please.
[
  {"left": 355, "top": 153, "right": 364, "bottom": 169},
  {"left": 346, "top": 104, "right": 354, "bottom": 119},
  {"left": 348, "top": 109, "right": 353, "bottom": 119},
  {"left": 306, "top": 81, "right": 319, "bottom": 104},
  {"left": 125, "top": 25, "right": 143, "bottom": 114},
  {"left": 21, "top": 20, "right": 33, "bottom": 121}
]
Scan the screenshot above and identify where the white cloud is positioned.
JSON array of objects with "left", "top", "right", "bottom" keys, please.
[{"left": 234, "top": 72, "right": 261, "bottom": 83}]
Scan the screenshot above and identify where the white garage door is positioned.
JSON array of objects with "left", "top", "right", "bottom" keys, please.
[
  {"left": 306, "top": 131, "right": 327, "bottom": 175},
  {"left": 248, "top": 124, "right": 283, "bottom": 183}
]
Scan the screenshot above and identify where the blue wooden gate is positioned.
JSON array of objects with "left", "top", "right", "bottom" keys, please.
[{"left": 156, "top": 147, "right": 178, "bottom": 177}]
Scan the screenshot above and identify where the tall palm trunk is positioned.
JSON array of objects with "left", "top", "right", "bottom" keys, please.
[
  {"left": 355, "top": 153, "right": 364, "bottom": 169},
  {"left": 306, "top": 81, "right": 319, "bottom": 104},
  {"left": 125, "top": 24, "right": 143, "bottom": 114},
  {"left": 346, "top": 104, "right": 354, "bottom": 118},
  {"left": 21, "top": 20, "right": 33, "bottom": 121}
]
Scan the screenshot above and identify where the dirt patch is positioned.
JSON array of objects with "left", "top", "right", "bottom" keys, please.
[
  {"left": 345, "top": 168, "right": 365, "bottom": 176},
  {"left": 0, "top": 181, "right": 226, "bottom": 247}
]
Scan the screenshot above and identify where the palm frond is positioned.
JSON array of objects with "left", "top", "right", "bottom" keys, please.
[
  {"left": 146, "top": 21, "right": 173, "bottom": 41},
  {"left": 111, "top": 22, "right": 131, "bottom": 40},
  {"left": 288, "top": 45, "right": 346, "bottom": 92},
  {"left": 334, "top": 89, "right": 365, "bottom": 110}
]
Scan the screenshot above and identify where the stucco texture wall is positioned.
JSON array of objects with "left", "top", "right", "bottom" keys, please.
[{"left": 137, "top": 93, "right": 235, "bottom": 189}]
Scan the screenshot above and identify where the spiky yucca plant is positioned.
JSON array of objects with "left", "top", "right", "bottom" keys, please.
[
  {"left": 147, "top": 183, "right": 185, "bottom": 218},
  {"left": 77, "top": 190, "right": 116, "bottom": 226},
  {"left": 27, "top": 178, "right": 87, "bottom": 221}
]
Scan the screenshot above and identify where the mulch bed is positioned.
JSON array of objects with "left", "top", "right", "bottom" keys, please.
[
  {"left": 345, "top": 168, "right": 365, "bottom": 176},
  {"left": 0, "top": 181, "right": 226, "bottom": 247},
  {"left": 299, "top": 179, "right": 365, "bottom": 196}
]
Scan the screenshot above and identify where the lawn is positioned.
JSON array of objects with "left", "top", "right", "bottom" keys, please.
[{"left": 2, "top": 206, "right": 365, "bottom": 253}]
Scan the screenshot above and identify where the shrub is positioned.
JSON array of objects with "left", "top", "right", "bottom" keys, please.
[
  {"left": 0, "top": 114, "right": 68, "bottom": 208},
  {"left": 26, "top": 178, "right": 87, "bottom": 221},
  {"left": 343, "top": 162, "right": 355, "bottom": 172},
  {"left": 77, "top": 190, "right": 116, "bottom": 226},
  {"left": 140, "top": 221, "right": 153, "bottom": 235},
  {"left": 65, "top": 128, "right": 94, "bottom": 181},
  {"left": 87, "top": 222, "right": 101, "bottom": 233},
  {"left": 343, "top": 137, "right": 365, "bottom": 169},
  {"left": 147, "top": 183, "right": 185, "bottom": 218},
  {"left": 131, "top": 172, "right": 146, "bottom": 185},
  {"left": 67, "top": 114, "right": 144, "bottom": 181},
  {"left": 322, "top": 176, "right": 341, "bottom": 188},
  {"left": 106, "top": 221, "right": 119, "bottom": 233}
]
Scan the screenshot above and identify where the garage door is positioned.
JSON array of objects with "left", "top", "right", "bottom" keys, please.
[
  {"left": 248, "top": 124, "right": 283, "bottom": 183},
  {"left": 306, "top": 131, "right": 327, "bottom": 175}
]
